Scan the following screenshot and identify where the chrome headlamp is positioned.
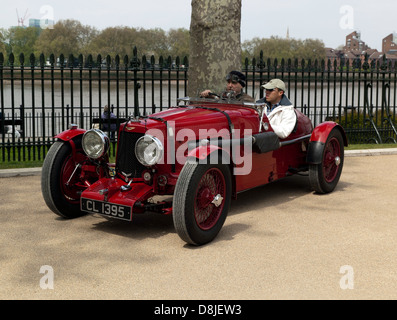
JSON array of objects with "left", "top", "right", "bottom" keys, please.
[
  {"left": 135, "top": 135, "right": 164, "bottom": 166},
  {"left": 82, "top": 129, "right": 110, "bottom": 159}
]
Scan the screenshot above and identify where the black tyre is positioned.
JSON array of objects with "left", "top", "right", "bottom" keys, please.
[
  {"left": 309, "top": 128, "right": 344, "bottom": 194},
  {"left": 41, "top": 138, "right": 90, "bottom": 219},
  {"left": 173, "top": 160, "right": 232, "bottom": 246}
]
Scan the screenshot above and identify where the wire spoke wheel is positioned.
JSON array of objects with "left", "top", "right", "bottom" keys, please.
[
  {"left": 194, "top": 168, "right": 226, "bottom": 230},
  {"left": 322, "top": 137, "right": 341, "bottom": 183},
  {"left": 309, "top": 129, "right": 344, "bottom": 194},
  {"left": 173, "top": 160, "right": 232, "bottom": 246},
  {"left": 41, "top": 137, "right": 98, "bottom": 219},
  {"left": 59, "top": 152, "right": 87, "bottom": 202}
]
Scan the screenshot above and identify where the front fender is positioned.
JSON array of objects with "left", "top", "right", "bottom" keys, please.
[
  {"left": 307, "top": 122, "right": 348, "bottom": 164},
  {"left": 55, "top": 126, "right": 86, "bottom": 142},
  {"left": 54, "top": 127, "right": 88, "bottom": 162},
  {"left": 187, "top": 145, "right": 225, "bottom": 161}
]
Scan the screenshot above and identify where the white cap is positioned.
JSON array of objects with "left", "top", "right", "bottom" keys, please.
[{"left": 262, "top": 79, "right": 286, "bottom": 92}]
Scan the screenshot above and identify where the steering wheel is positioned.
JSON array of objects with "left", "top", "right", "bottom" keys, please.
[
  {"left": 220, "top": 90, "right": 237, "bottom": 100},
  {"left": 207, "top": 92, "right": 220, "bottom": 98}
]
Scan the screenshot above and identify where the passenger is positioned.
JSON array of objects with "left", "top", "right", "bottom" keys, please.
[
  {"left": 200, "top": 71, "right": 255, "bottom": 103},
  {"left": 101, "top": 105, "right": 117, "bottom": 140},
  {"left": 257, "top": 79, "right": 297, "bottom": 139},
  {"left": 0, "top": 111, "right": 21, "bottom": 139}
]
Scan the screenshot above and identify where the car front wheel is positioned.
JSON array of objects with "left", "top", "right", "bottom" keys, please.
[
  {"left": 41, "top": 138, "right": 91, "bottom": 219},
  {"left": 173, "top": 160, "right": 232, "bottom": 246}
]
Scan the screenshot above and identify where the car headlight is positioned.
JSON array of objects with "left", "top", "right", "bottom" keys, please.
[
  {"left": 135, "top": 135, "right": 164, "bottom": 166},
  {"left": 82, "top": 129, "right": 110, "bottom": 159}
]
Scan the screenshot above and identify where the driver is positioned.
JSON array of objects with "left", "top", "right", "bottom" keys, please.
[{"left": 200, "top": 71, "right": 255, "bottom": 103}]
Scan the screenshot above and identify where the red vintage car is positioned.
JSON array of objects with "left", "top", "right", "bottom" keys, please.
[{"left": 41, "top": 94, "right": 347, "bottom": 245}]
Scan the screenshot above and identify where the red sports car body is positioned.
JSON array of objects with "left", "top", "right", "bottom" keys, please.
[{"left": 42, "top": 96, "right": 347, "bottom": 245}]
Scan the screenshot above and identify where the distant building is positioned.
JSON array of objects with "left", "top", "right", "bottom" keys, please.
[
  {"left": 382, "top": 33, "right": 397, "bottom": 55},
  {"left": 344, "top": 31, "right": 370, "bottom": 52},
  {"left": 29, "top": 18, "right": 54, "bottom": 29},
  {"left": 360, "top": 50, "right": 383, "bottom": 66},
  {"left": 325, "top": 48, "right": 342, "bottom": 66},
  {"left": 325, "top": 31, "right": 397, "bottom": 68},
  {"left": 337, "top": 31, "right": 397, "bottom": 67}
]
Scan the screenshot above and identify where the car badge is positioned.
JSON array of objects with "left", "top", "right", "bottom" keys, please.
[
  {"left": 109, "top": 167, "right": 116, "bottom": 177},
  {"left": 126, "top": 127, "right": 135, "bottom": 131}
]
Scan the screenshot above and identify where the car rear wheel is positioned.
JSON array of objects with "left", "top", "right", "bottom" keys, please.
[
  {"left": 173, "top": 160, "right": 232, "bottom": 246},
  {"left": 41, "top": 137, "right": 90, "bottom": 219},
  {"left": 309, "top": 128, "right": 344, "bottom": 194}
]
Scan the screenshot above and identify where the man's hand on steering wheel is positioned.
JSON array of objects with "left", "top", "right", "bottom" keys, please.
[{"left": 200, "top": 90, "right": 220, "bottom": 99}]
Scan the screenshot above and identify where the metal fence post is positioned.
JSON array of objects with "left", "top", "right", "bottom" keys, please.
[{"left": 131, "top": 47, "right": 141, "bottom": 117}]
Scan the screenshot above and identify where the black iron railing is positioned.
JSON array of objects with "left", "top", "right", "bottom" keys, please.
[{"left": 1, "top": 49, "right": 396, "bottom": 163}]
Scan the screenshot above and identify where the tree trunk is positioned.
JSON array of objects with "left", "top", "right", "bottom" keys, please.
[{"left": 188, "top": 0, "right": 242, "bottom": 96}]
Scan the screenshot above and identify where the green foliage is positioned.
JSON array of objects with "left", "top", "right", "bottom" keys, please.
[
  {"left": 1, "top": 19, "right": 326, "bottom": 64},
  {"left": 337, "top": 109, "right": 397, "bottom": 144},
  {"left": 0, "top": 28, "right": 7, "bottom": 54},
  {"left": 0, "top": 141, "right": 117, "bottom": 169},
  {"left": 4, "top": 27, "right": 41, "bottom": 61},
  {"left": 345, "top": 144, "right": 397, "bottom": 150},
  {"left": 0, "top": 20, "right": 190, "bottom": 62},
  {"left": 338, "top": 109, "right": 397, "bottom": 128},
  {"left": 167, "top": 28, "right": 190, "bottom": 60},
  {"left": 33, "top": 19, "right": 99, "bottom": 58},
  {"left": 0, "top": 159, "right": 43, "bottom": 169},
  {"left": 242, "top": 36, "right": 326, "bottom": 64}
]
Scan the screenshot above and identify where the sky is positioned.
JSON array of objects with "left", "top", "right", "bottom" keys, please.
[{"left": 2, "top": 0, "right": 396, "bottom": 52}]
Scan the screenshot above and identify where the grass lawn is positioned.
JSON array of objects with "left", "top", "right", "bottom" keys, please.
[{"left": 1, "top": 143, "right": 396, "bottom": 170}]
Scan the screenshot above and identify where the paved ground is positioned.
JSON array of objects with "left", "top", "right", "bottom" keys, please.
[{"left": 1, "top": 149, "right": 397, "bottom": 300}]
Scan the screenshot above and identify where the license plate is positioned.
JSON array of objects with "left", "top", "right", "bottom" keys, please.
[{"left": 81, "top": 198, "right": 132, "bottom": 221}]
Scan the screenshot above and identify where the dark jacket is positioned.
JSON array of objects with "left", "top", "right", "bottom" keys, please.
[
  {"left": 101, "top": 111, "right": 117, "bottom": 131},
  {"left": 236, "top": 92, "right": 255, "bottom": 103}
]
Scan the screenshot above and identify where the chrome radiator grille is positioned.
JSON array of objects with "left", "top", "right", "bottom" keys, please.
[{"left": 116, "top": 131, "right": 146, "bottom": 178}]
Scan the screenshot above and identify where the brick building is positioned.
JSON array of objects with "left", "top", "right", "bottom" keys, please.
[
  {"left": 344, "top": 31, "right": 370, "bottom": 52},
  {"left": 325, "top": 31, "right": 397, "bottom": 68},
  {"left": 382, "top": 33, "right": 397, "bottom": 55}
]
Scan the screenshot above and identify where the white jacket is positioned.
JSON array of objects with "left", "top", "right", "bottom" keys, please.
[
  {"left": 257, "top": 95, "right": 297, "bottom": 139},
  {"left": 267, "top": 105, "right": 296, "bottom": 139}
]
